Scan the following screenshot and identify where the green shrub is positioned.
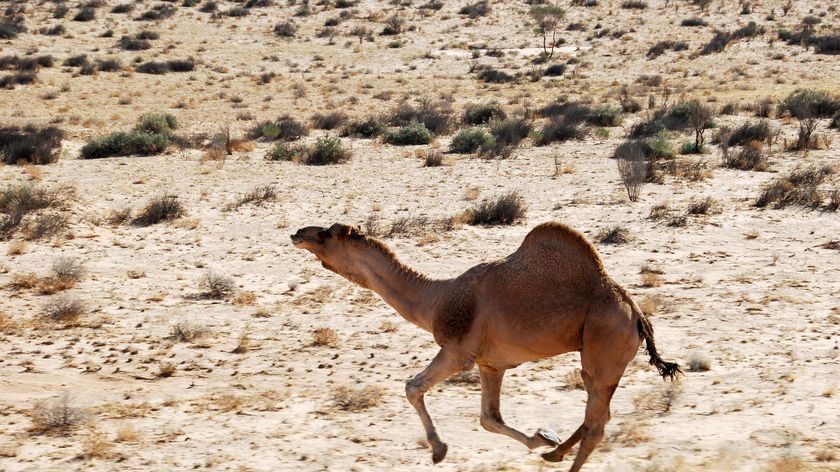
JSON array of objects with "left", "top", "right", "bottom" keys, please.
[
  {"left": 135, "top": 113, "right": 178, "bottom": 135},
  {"left": 342, "top": 116, "right": 386, "bottom": 138},
  {"left": 680, "top": 141, "right": 705, "bottom": 154},
  {"left": 449, "top": 127, "right": 496, "bottom": 154},
  {"left": 385, "top": 122, "right": 433, "bottom": 145},
  {"left": 831, "top": 111, "right": 840, "bottom": 129},
  {"left": 302, "top": 137, "right": 351, "bottom": 165},
  {"left": 535, "top": 118, "right": 586, "bottom": 146},
  {"left": 778, "top": 89, "right": 840, "bottom": 119},
  {"left": 489, "top": 117, "right": 531, "bottom": 148},
  {"left": 250, "top": 115, "right": 308, "bottom": 141},
  {"left": 463, "top": 102, "right": 506, "bottom": 125},
  {"left": 265, "top": 142, "right": 298, "bottom": 161},
  {"left": 81, "top": 130, "right": 168, "bottom": 159},
  {"left": 588, "top": 105, "right": 623, "bottom": 126},
  {"left": 647, "top": 131, "right": 675, "bottom": 159}
]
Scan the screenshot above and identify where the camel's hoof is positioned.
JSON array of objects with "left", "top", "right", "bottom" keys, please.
[
  {"left": 536, "top": 428, "right": 561, "bottom": 447},
  {"left": 431, "top": 442, "right": 448, "bottom": 464},
  {"left": 541, "top": 448, "right": 565, "bottom": 463}
]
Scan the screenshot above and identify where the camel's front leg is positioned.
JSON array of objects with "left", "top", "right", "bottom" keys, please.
[
  {"left": 405, "top": 349, "right": 469, "bottom": 464},
  {"left": 478, "top": 366, "right": 562, "bottom": 450}
]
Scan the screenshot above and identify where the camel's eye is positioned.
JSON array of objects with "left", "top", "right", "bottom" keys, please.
[{"left": 317, "top": 230, "right": 330, "bottom": 242}]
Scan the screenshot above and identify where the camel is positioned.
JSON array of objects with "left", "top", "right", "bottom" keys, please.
[{"left": 291, "top": 222, "right": 680, "bottom": 471}]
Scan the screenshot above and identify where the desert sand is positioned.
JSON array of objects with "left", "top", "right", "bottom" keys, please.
[{"left": 1, "top": 1, "right": 839, "bottom": 471}]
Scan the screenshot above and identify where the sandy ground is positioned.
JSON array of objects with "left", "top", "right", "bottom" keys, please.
[{"left": 1, "top": 1, "right": 840, "bottom": 471}]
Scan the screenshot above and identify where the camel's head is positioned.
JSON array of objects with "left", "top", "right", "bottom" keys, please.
[{"left": 291, "top": 223, "right": 368, "bottom": 280}]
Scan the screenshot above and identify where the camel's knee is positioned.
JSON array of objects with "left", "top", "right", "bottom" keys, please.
[
  {"left": 479, "top": 413, "right": 502, "bottom": 433},
  {"left": 405, "top": 378, "right": 424, "bottom": 404},
  {"left": 582, "top": 423, "right": 605, "bottom": 444}
]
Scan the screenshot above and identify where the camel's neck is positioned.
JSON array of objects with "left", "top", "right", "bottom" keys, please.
[{"left": 350, "top": 247, "right": 447, "bottom": 333}]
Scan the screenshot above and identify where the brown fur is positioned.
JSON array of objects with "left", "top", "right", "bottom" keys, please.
[
  {"left": 432, "top": 290, "right": 476, "bottom": 344},
  {"left": 291, "top": 221, "right": 681, "bottom": 472}
]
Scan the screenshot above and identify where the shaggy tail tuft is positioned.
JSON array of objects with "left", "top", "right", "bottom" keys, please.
[{"left": 636, "top": 310, "right": 682, "bottom": 381}]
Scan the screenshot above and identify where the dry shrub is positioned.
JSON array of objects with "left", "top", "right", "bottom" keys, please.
[
  {"left": 79, "top": 432, "right": 117, "bottom": 460},
  {"left": 815, "top": 449, "right": 836, "bottom": 462},
  {"left": 379, "top": 320, "right": 399, "bottom": 333},
  {"left": 24, "top": 212, "right": 68, "bottom": 240},
  {"left": 312, "top": 327, "right": 339, "bottom": 347},
  {"left": 648, "top": 202, "right": 670, "bottom": 220},
  {"left": 724, "top": 140, "right": 768, "bottom": 171},
  {"left": 42, "top": 294, "right": 86, "bottom": 324},
  {"left": 640, "top": 273, "right": 664, "bottom": 287},
  {"left": 444, "top": 368, "right": 480, "bottom": 386},
  {"left": 333, "top": 385, "right": 385, "bottom": 412},
  {"left": 610, "top": 419, "right": 651, "bottom": 446},
  {"left": 233, "top": 291, "right": 257, "bottom": 306},
  {"left": 464, "top": 191, "right": 526, "bottom": 226},
  {"left": 200, "top": 271, "right": 235, "bottom": 299},
  {"left": 765, "top": 456, "right": 805, "bottom": 472},
  {"left": 168, "top": 322, "right": 208, "bottom": 342},
  {"left": 115, "top": 424, "right": 140, "bottom": 443},
  {"left": 686, "top": 352, "right": 711, "bottom": 372},
  {"left": 616, "top": 146, "right": 648, "bottom": 202},
  {"left": 564, "top": 368, "right": 585, "bottom": 390},
  {"left": 51, "top": 256, "right": 85, "bottom": 282},
  {"left": 106, "top": 208, "right": 132, "bottom": 226},
  {"left": 687, "top": 197, "right": 718, "bottom": 215},
  {"left": 6, "top": 240, "right": 26, "bottom": 255},
  {"left": 755, "top": 165, "right": 832, "bottom": 209},
  {"left": 132, "top": 195, "right": 185, "bottom": 226},
  {"left": 9, "top": 272, "right": 39, "bottom": 290},
  {"left": 633, "top": 383, "right": 681, "bottom": 415},
  {"left": 225, "top": 184, "right": 277, "bottom": 211},
  {"left": 157, "top": 362, "right": 176, "bottom": 378},
  {"left": 29, "top": 393, "right": 88, "bottom": 434},
  {"left": 232, "top": 332, "right": 250, "bottom": 354},
  {"left": 638, "top": 296, "right": 658, "bottom": 316},
  {"left": 597, "top": 226, "right": 630, "bottom": 245},
  {"left": 0, "top": 311, "right": 18, "bottom": 334}
]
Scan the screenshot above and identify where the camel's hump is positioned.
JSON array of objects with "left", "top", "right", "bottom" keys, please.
[{"left": 518, "top": 221, "right": 604, "bottom": 264}]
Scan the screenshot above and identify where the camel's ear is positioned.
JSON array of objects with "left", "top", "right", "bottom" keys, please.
[
  {"left": 348, "top": 225, "right": 364, "bottom": 240},
  {"left": 327, "top": 223, "right": 352, "bottom": 238}
]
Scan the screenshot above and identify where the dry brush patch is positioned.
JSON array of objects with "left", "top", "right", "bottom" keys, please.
[{"left": 332, "top": 385, "right": 385, "bottom": 412}]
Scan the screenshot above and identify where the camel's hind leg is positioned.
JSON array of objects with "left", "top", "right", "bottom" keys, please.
[
  {"left": 478, "top": 366, "right": 562, "bottom": 449},
  {"left": 543, "top": 309, "right": 639, "bottom": 470},
  {"left": 406, "top": 349, "right": 469, "bottom": 464}
]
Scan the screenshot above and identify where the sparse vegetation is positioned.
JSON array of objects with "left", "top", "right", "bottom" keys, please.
[
  {"left": 687, "top": 352, "right": 711, "bottom": 372},
  {"left": 333, "top": 385, "right": 385, "bottom": 411},
  {"left": 29, "top": 393, "right": 88, "bottom": 434},
  {"left": 299, "top": 137, "right": 351, "bottom": 165},
  {"left": 42, "top": 294, "right": 86, "bottom": 324},
  {"left": 597, "top": 226, "right": 630, "bottom": 245},
  {"left": 385, "top": 122, "right": 433, "bottom": 146},
  {"left": 250, "top": 115, "right": 309, "bottom": 141},
  {"left": 449, "top": 127, "right": 496, "bottom": 154},
  {"left": 136, "top": 58, "right": 195, "bottom": 75},
  {"left": 81, "top": 114, "right": 178, "bottom": 159},
  {"left": 200, "top": 271, "right": 236, "bottom": 299},
  {"left": 0, "top": 125, "right": 63, "bottom": 165},
  {"left": 755, "top": 166, "right": 833, "bottom": 209},
  {"left": 463, "top": 102, "right": 506, "bottom": 125},
  {"left": 465, "top": 192, "right": 526, "bottom": 226},
  {"left": 342, "top": 116, "right": 386, "bottom": 138},
  {"left": 312, "top": 327, "right": 339, "bottom": 347},
  {"left": 616, "top": 146, "right": 648, "bottom": 202},
  {"left": 132, "top": 195, "right": 185, "bottom": 226}
]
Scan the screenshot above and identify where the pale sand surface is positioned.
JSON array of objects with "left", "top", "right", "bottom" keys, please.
[{"left": 1, "top": 1, "right": 839, "bottom": 471}]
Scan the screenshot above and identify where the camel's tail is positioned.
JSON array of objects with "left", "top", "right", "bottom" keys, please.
[{"left": 632, "top": 300, "right": 682, "bottom": 381}]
